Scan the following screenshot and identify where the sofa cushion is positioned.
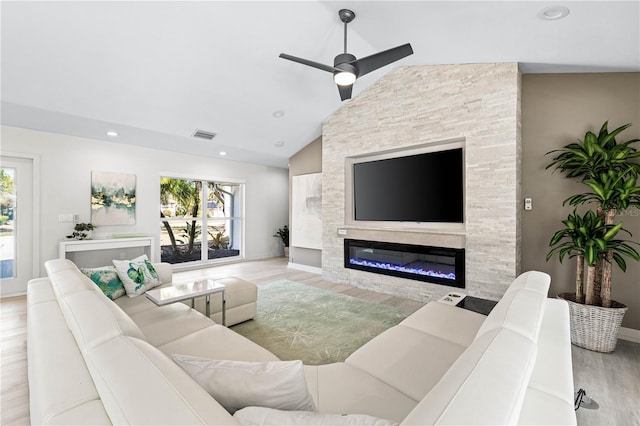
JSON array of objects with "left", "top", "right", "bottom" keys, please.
[
  {"left": 113, "top": 254, "right": 161, "bottom": 297},
  {"left": 400, "top": 301, "right": 486, "bottom": 347},
  {"left": 475, "top": 271, "right": 550, "bottom": 342},
  {"left": 80, "top": 266, "right": 126, "bottom": 300},
  {"left": 26, "top": 277, "right": 57, "bottom": 305},
  {"left": 43, "top": 400, "right": 112, "bottom": 425},
  {"left": 506, "top": 270, "right": 552, "bottom": 294},
  {"left": 60, "top": 290, "right": 147, "bottom": 350},
  {"left": 346, "top": 325, "right": 466, "bottom": 401},
  {"left": 172, "top": 355, "right": 316, "bottom": 413},
  {"left": 233, "top": 406, "right": 399, "bottom": 426},
  {"left": 401, "top": 328, "right": 537, "bottom": 425},
  {"left": 85, "top": 336, "right": 236, "bottom": 425},
  {"left": 127, "top": 302, "right": 213, "bottom": 346},
  {"left": 45, "top": 260, "right": 146, "bottom": 348},
  {"left": 304, "top": 363, "right": 418, "bottom": 423},
  {"left": 27, "top": 292, "right": 105, "bottom": 425},
  {"left": 113, "top": 287, "right": 160, "bottom": 315},
  {"left": 518, "top": 298, "right": 576, "bottom": 425},
  {"left": 154, "top": 261, "right": 173, "bottom": 285},
  {"left": 46, "top": 262, "right": 98, "bottom": 297},
  {"left": 157, "top": 324, "right": 280, "bottom": 362}
]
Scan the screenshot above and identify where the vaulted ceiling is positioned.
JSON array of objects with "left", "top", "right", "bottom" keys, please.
[{"left": 2, "top": 1, "right": 638, "bottom": 168}]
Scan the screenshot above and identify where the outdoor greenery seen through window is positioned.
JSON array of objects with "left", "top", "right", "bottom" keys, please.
[
  {"left": 160, "top": 177, "right": 242, "bottom": 264},
  {"left": 0, "top": 168, "right": 15, "bottom": 279}
]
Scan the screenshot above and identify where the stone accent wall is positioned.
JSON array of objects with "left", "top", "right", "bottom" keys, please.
[{"left": 322, "top": 63, "right": 521, "bottom": 303}]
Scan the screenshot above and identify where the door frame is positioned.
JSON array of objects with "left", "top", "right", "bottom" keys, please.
[{"left": 1, "top": 151, "right": 41, "bottom": 294}]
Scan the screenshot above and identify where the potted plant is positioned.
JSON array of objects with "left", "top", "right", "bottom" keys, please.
[
  {"left": 67, "top": 223, "right": 96, "bottom": 240},
  {"left": 273, "top": 225, "right": 289, "bottom": 258},
  {"left": 546, "top": 121, "right": 640, "bottom": 352}
]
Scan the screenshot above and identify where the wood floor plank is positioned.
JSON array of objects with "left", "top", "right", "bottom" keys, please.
[{"left": 2, "top": 256, "right": 638, "bottom": 426}]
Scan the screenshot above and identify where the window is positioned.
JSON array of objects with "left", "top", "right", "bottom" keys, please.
[{"left": 160, "top": 177, "right": 243, "bottom": 265}]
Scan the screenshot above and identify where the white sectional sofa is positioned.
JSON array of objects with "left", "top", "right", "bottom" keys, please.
[{"left": 27, "top": 258, "right": 576, "bottom": 425}]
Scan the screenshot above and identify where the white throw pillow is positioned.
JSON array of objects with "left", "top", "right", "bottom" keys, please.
[
  {"left": 112, "top": 254, "right": 160, "bottom": 297},
  {"left": 233, "top": 406, "right": 399, "bottom": 426},
  {"left": 171, "top": 354, "right": 316, "bottom": 414}
]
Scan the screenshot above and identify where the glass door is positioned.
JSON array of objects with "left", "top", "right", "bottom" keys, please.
[{"left": 0, "top": 156, "right": 34, "bottom": 296}]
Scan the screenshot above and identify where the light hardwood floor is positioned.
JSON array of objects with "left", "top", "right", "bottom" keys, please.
[{"left": 1, "top": 257, "right": 638, "bottom": 425}]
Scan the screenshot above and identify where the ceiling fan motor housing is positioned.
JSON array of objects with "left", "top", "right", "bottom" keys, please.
[{"left": 334, "top": 53, "right": 358, "bottom": 76}]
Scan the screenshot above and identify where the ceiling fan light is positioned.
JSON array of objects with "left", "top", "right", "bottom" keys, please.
[{"left": 334, "top": 71, "right": 356, "bottom": 86}]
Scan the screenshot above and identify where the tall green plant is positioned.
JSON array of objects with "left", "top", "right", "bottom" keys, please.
[{"left": 546, "top": 121, "right": 640, "bottom": 308}]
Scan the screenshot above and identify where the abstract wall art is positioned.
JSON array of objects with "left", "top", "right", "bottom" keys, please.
[
  {"left": 291, "top": 172, "right": 322, "bottom": 250},
  {"left": 91, "top": 171, "right": 136, "bottom": 225}
]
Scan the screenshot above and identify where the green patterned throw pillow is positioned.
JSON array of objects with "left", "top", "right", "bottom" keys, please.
[
  {"left": 112, "top": 254, "right": 161, "bottom": 297},
  {"left": 80, "top": 266, "right": 126, "bottom": 300}
]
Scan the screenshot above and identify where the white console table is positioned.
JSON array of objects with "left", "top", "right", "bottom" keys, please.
[{"left": 58, "top": 237, "right": 155, "bottom": 262}]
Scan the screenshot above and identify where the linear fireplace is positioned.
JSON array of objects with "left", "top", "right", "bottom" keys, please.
[{"left": 344, "top": 239, "right": 465, "bottom": 288}]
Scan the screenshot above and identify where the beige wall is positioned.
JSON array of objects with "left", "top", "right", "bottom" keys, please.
[
  {"left": 288, "top": 136, "right": 322, "bottom": 268},
  {"left": 521, "top": 73, "right": 640, "bottom": 329}
]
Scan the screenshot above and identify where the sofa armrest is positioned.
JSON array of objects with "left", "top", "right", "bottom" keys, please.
[{"left": 154, "top": 262, "right": 173, "bottom": 284}]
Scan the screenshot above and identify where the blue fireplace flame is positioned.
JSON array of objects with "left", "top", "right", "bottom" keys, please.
[{"left": 349, "top": 258, "right": 456, "bottom": 280}]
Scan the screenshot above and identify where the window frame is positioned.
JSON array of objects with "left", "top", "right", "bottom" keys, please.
[{"left": 159, "top": 172, "right": 245, "bottom": 268}]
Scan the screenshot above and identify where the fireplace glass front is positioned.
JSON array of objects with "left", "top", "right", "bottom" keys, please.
[{"left": 344, "top": 239, "right": 465, "bottom": 288}]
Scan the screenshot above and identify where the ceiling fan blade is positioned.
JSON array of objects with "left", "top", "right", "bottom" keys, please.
[
  {"left": 352, "top": 43, "right": 413, "bottom": 77},
  {"left": 279, "top": 53, "right": 340, "bottom": 73},
  {"left": 338, "top": 84, "right": 353, "bottom": 101}
]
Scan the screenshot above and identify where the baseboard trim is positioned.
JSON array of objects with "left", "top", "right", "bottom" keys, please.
[
  {"left": 618, "top": 327, "right": 640, "bottom": 343},
  {"left": 287, "top": 262, "right": 322, "bottom": 275}
]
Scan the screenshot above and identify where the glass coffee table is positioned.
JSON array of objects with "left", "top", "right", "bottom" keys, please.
[{"left": 145, "top": 280, "right": 226, "bottom": 325}]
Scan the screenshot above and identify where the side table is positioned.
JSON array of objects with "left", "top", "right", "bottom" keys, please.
[{"left": 439, "top": 292, "right": 498, "bottom": 316}]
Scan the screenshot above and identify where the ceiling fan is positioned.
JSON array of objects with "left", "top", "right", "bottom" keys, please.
[{"left": 279, "top": 9, "right": 414, "bottom": 101}]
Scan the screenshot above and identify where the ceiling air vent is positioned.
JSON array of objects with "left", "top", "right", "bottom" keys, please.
[{"left": 192, "top": 129, "right": 217, "bottom": 140}]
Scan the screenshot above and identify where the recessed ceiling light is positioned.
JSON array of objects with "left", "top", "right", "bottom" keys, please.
[
  {"left": 219, "top": 151, "right": 227, "bottom": 156},
  {"left": 537, "top": 6, "right": 570, "bottom": 20},
  {"left": 274, "top": 141, "right": 285, "bottom": 148},
  {"left": 106, "top": 130, "right": 118, "bottom": 137},
  {"left": 272, "top": 110, "right": 285, "bottom": 118}
]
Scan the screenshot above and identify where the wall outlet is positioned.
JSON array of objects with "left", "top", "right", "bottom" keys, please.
[
  {"left": 337, "top": 229, "right": 347, "bottom": 235},
  {"left": 58, "top": 213, "right": 74, "bottom": 222},
  {"left": 119, "top": 251, "right": 126, "bottom": 260},
  {"left": 524, "top": 198, "right": 533, "bottom": 211},
  {"left": 73, "top": 214, "right": 79, "bottom": 222}
]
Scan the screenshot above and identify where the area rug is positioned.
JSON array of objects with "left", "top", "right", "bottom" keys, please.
[{"left": 230, "top": 280, "right": 409, "bottom": 365}]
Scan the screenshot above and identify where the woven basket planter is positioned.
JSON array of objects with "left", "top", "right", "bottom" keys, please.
[{"left": 558, "top": 293, "right": 627, "bottom": 353}]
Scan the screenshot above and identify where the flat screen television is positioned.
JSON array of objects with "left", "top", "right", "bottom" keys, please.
[{"left": 353, "top": 147, "right": 464, "bottom": 223}]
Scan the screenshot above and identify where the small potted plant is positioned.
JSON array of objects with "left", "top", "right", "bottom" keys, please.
[
  {"left": 273, "top": 225, "right": 289, "bottom": 258},
  {"left": 67, "top": 223, "right": 96, "bottom": 240}
]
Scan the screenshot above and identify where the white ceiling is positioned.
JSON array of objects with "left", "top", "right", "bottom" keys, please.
[{"left": 2, "top": 1, "right": 639, "bottom": 168}]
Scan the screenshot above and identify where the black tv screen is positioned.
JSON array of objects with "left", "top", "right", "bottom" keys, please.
[{"left": 353, "top": 148, "right": 464, "bottom": 223}]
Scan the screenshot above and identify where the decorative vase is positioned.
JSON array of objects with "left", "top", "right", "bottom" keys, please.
[
  {"left": 73, "top": 231, "right": 93, "bottom": 240},
  {"left": 284, "top": 247, "right": 289, "bottom": 258},
  {"left": 558, "top": 293, "right": 627, "bottom": 353}
]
